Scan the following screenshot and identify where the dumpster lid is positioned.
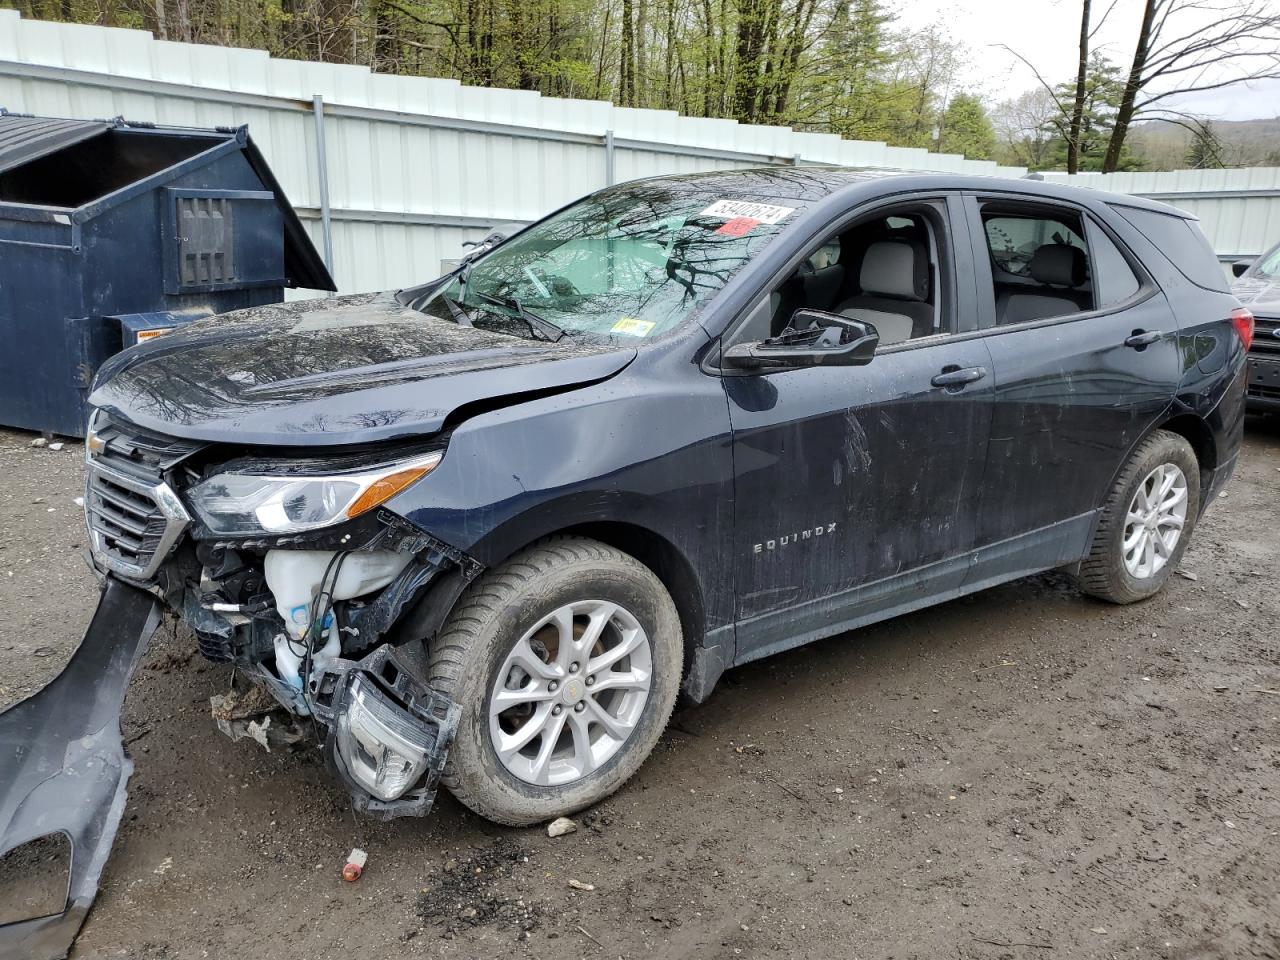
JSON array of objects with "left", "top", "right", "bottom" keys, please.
[
  {"left": 0, "top": 111, "right": 335, "bottom": 292},
  {"left": 241, "top": 134, "right": 335, "bottom": 292},
  {"left": 0, "top": 111, "right": 114, "bottom": 175}
]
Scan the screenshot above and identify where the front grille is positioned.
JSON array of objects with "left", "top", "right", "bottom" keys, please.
[
  {"left": 86, "top": 469, "right": 170, "bottom": 574},
  {"left": 92, "top": 412, "right": 204, "bottom": 475},
  {"left": 1250, "top": 316, "right": 1280, "bottom": 356},
  {"left": 1248, "top": 382, "right": 1280, "bottom": 400},
  {"left": 85, "top": 413, "right": 194, "bottom": 581}
]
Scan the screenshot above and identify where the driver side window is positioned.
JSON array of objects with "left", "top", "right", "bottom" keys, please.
[{"left": 737, "top": 205, "right": 949, "bottom": 349}]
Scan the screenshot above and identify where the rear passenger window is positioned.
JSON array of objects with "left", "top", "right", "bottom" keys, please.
[
  {"left": 979, "top": 203, "right": 1095, "bottom": 325},
  {"left": 1112, "top": 205, "right": 1229, "bottom": 293},
  {"left": 1086, "top": 220, "right": 1141, "bottom": 307}
]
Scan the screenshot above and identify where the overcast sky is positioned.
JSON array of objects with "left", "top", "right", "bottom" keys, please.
[{"left": 897, "top": 0, "right": 1280, "bottom": 121}]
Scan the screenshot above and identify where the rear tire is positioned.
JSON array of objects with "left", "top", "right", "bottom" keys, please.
[
  {"left": 1080, "top": 429, "right": 1200, "bottom": 604},
  {"left": 426, "top": 537, "right": 682, "bottom": 826}
]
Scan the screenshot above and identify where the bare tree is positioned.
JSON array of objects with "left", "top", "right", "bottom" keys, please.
[
  {"left": 1065, "top": 0, "right": 1092, "bottom": 173},
  {"left": 1102, "top": 0, "right": 1280, "bottom": 171},
  {"left": 1001, "top": 0, "right": 1121, "bottom": 172},
  {"left": 992, "top": 88, "right": 1059, "bottom": 168}
]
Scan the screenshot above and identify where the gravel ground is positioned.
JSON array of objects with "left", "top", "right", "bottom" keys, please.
[{"left": 1, "top": 420, "right": 1277, "bottom": 960}]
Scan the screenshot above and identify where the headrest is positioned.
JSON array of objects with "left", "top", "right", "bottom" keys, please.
[
  {"left": 860, "top": 241, "right": 921, "bottom": 300},
  {"left": 1029, "top": 244, "right": 1086, "bottom": 287}
]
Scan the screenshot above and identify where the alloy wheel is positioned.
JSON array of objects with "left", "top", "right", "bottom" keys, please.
[
  {"left": 1122, "top": 461, "right": 1189, "bottom": 580},
  {"left": 489, "top": 599, "right": 653, "bottom": 786}
]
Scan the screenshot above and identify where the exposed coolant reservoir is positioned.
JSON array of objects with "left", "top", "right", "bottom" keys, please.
[
  {"left": 264, "top": 550, "right": 414, "bottom": 693},
  {"left": 265, "top": 549, "right": 414, "bottom": 640}
]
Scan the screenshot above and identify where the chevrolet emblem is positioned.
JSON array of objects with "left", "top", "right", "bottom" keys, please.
[{"left": 86, "top": 430, "right": 107, "bottom": 458}]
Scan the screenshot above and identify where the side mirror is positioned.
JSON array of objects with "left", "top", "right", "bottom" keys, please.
[
  {"left": 1232, "top": 259, "right": 1254, "bottom": 278},
  {"left": 723, "top": 308, "right": 879, "bottom": 370}
]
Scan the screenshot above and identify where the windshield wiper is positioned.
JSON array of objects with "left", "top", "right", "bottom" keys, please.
[
  {"left": 438, "top": 292, "right": 473, "bottom": 327},
  {"left": 472, "top": 290, "right": 566, "bottom": 343}
]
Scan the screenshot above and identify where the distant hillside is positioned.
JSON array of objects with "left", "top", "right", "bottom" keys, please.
[{"left": 1128, "top": 118, "right": 1280, "bottom": 170}]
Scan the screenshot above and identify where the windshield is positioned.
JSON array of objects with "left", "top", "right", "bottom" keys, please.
[
  {"left": 421, "top": 183, "right": 802, "bottom": 340},
  {"left": 1252, "top": 242, "right": 1280, "bottom": 280}
]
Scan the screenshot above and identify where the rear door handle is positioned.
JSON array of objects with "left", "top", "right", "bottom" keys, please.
[
  {"left": 1124, "top": 329, "right": 1163, "bottom": 349},
  {"left": 932, "top": 366, "right": 987, "bottom": 389}
]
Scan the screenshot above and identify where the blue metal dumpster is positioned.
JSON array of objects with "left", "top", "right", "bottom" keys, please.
[{"left": 0, "top": 110, "right": 334, "bottom": 436}]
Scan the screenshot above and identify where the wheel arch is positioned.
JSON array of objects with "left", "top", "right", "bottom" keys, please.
[
  {"left": 425, "top": 515, "right": 715, "bottom": 696},
  {"left": 552, "top": 521, "right": 708, "bottom": 675},
  {"left": 1086, "top": 409, "right": 1217, "bottom": 552},
  {"left": 1155, "top": 412, "right": 1217, "bottom": 511}
]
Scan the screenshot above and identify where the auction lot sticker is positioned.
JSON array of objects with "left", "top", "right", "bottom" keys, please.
[{"left": 700, "top": 199, "right": 796, "bottom": 224}]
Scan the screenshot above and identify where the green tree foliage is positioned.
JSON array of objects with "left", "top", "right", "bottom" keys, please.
[
  {"left": 4, "top": 0, "right": 981, "bottom": 155},
  {"left": 992, "top": 51, "right": 1134, "bottom": 172},
  {"left": 7, "top": 0, "right": 1277, "bottom": 170},
  {"left": 1185, "top": 121, "right": 1227, "bottom": 169},
  {"left": 1045, "top": 52, "right": 1124, "bottom": 170},
  {"left": 938, "top": 92, "right": 995, "bottom": 160}
]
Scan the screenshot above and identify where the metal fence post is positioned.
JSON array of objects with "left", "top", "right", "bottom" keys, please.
[
  {"left": 311, "top": 94, "right": 335, "bottom": 294},
  {"left": 604, "top": 128, "right": 615, "bottom": 187}
]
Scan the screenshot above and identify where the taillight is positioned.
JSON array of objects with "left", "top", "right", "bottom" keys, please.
[{"left": 1231, "top": 307, "right": 1254, "bottom": 351}]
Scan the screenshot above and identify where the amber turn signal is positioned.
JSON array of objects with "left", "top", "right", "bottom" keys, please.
[{"left": 347, "top": 457, "right": 440, "bottom": 519}]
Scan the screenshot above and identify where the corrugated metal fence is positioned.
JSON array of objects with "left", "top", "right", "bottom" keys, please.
[{"left": 2, "top": 11, "right": 1277, "bottom": 294}]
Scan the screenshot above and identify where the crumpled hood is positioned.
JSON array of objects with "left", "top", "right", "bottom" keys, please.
[
  {"left": 1232, "top": 276, "right": 1280, "bottom": 318},
  {"left": 89, "top": 293, "right": 636, "bottom": 446}
]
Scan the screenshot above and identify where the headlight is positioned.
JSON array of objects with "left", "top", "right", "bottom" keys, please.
[{"left": 186, "top": 450, "right": 442, "bottom": 535}]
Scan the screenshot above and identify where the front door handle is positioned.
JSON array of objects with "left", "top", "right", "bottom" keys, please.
[
  {"left": 1124, "top": 329, "right": 1163, "bottom": 349},
  {"left": 931, "top": 365, "right": 987, "bottom": 389}
]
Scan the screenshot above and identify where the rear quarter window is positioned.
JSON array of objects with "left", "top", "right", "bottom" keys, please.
[
  {"left": 1112, "top": 205, "right": 1229, "bottom": 293},
  {"left": 1086, "top": 219, "right": 1142, "bottom": 307}
]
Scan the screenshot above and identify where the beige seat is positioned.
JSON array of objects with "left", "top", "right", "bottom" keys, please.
[{"left": 837, "top": 241, "right": 930, "bottom": 345}]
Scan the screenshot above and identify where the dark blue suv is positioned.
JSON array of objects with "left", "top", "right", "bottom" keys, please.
[{"left": 63, "top": 169, "right": 1257, "bottom": 832}]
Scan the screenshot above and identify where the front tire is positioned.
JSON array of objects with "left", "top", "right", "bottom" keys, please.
[
  {"left": 427, "top": 537, "right": 682, "bottom": 826},
  {"left": 1080, "top": 429, "right": 1200, "bottom": 604}
]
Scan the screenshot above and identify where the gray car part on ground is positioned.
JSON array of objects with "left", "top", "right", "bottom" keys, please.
[{"left": 0, "top": 577, "right": 160, "bottom": 960}]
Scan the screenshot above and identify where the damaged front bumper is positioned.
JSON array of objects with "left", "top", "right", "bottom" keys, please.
[
  {"left": 0, "top": 418, "right": 486, "bottom": 957},
  {"left": 0, "top": 541, "right": 468, "bottom": 958},
  {"left": 311, "top": 644, "right": 459, "bottom": 820},
  {"left": 178, "top": 515, "right": 475, "bottom": 820},
  {"left": 151, "top": 512, "right": 476, "bottom": 818},
  {"left": 79, "top": 413, "right": 479, "bottom": 818},
  {"left": 0, "top": 579, "right": 159, "bottom": 960}
]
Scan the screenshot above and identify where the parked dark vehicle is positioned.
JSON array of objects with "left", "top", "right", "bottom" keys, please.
[
  {"left": 1230, "top": 240, "right": 1280, "bottom": 411},
  {"left": 0, "top": 167, "right": 1250, "bottom": 956}
]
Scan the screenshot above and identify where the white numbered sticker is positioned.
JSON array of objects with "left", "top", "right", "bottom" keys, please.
[{"left": 699, "top": 199, "right": 796, "bottom": 224}]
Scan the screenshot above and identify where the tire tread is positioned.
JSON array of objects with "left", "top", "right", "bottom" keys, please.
[
  {"left": 426, "top": 535, "right": 681, "bottom": 824},
  {"left": 1080, "top": 429, "right": 1199, "bottom": 604}
]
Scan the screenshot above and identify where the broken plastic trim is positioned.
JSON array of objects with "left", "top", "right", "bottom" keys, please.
[
  {"left": 309, "top": 644, "right": 460, "bottom": 821},
  {"left": 0, "top": 578, "right": 160, "bottom": 960}
]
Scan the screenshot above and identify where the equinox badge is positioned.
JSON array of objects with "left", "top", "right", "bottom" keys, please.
[{"left": 754, "top": 522, "right": 838, "bottom": 554}]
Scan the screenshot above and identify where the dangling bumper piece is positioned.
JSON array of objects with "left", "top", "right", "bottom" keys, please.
[
  {"left": 0, "top": 578, "right": 160, "bottom": 960},
  {"left": 308, "top": 644, "right": 461, "bottom": 820}
]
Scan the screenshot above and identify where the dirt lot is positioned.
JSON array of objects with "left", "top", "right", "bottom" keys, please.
[{"left": 1, "top": 420, "right": 1278, "bottom": 960}]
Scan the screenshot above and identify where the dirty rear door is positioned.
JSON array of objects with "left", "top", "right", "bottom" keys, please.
[
  {"left": 725, "top": 193, "right": 994, "bottom": 663},
  {"left": 959, "top": 193, "right": 1183, "bottom": 587}
]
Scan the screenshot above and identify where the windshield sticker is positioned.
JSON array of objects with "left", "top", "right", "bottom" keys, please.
[
  {"left": 715, "top": 216, "right": 760, "bottom": 238},
  {"left": 611, "top": 317, "right": 657, "bottom": 337},
  {"left": 700, "top": 199, "right": 796, "bottom": 224}
]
